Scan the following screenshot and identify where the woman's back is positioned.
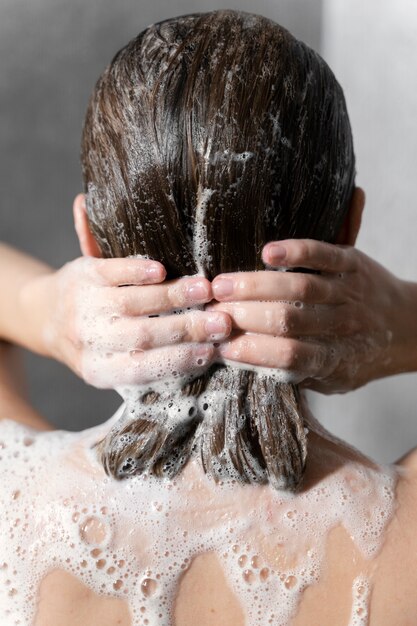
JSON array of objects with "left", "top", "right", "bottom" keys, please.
[{"left": 2, "top": 411, "right": 414, "bottom": 625}]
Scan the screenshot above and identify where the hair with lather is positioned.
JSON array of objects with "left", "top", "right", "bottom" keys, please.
[{"left": 81, "top": 10, "right": 355, "bottom": 490}]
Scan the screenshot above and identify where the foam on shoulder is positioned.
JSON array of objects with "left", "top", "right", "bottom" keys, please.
[{"left": 0, "top": 416, "right": 397, "bottom": 625}]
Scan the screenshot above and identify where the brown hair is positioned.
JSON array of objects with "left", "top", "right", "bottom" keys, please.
[{"left": 81, "top": 10, "right": 355, "bottom": 490}]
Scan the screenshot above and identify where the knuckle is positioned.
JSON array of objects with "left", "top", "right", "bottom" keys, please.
[
  {"left": 349, "top": 248, "right": 361, "bottom": 271},
  {"left": 117, "top": 292, "right": 131, "bottom": 315},
  {"left": 235, "top": 275, "right": 256, "bottom": 296},
  {"left": 321, "top": 278, "right": 333, "bottom": 301},
  {"left": 311, "top": 346, "right": 327, "bottom": 374},
  {"left": 134, "top": 319, "right": 152, "bottom": 350},
  {"left": 328, "top": 245, "right": 340, "bottom": 268},
  {"left": 92, "top": 259, "right": 110, "bottom": 284},
  {"left": 135, "top": 320, "right": 153, "bottom": 349},
  {"left": 238, "top": 336, "right": 253, "bottom": 359},
  {"left": 229, "top": 336, "right": 251, "bottom": 360},
  {"left": 135, "top": 333, "right": 151, "bottom": 350},
  {"left": 167, "top": 282, "right": 184, "bottom": 308},
  {"left": 228, "top": 339, "right": 243, "bottom": 360},
  {"left": 267, "top": 307, "right": 292, "bottom": 335},
  {"left": 280, "top": 307, "right": 293, "bottom": 333},
  {"left": 295, "top": 240, "right": 311, "bottom": 264},
  {"left": 281, "top": 340, "right": 300, "bottom": 369},
  {"left": 294, "top": 275, "right": 313, "bottom": 301},
  {"left": 227, "top": 303, "right": 247, "bottom": 326},
  {"left": 184, "top": 311, "right": 203, "bottom": 340},
  {"left": 339, "top": 246, "right": 357, "bottom": 273}
]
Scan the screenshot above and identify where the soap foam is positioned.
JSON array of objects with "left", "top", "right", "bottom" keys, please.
[
  {"left": 0, "top": 414, "right": 396, "bottom": 625},
  {"left": 348, "top": 576, "right": 371, "bottom": 626},
  {"left": 192, "top": 186, "right": 215, "bottom": 276}
]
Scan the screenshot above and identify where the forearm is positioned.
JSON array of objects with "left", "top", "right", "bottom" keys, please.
[
  {"left": 0, "top": 340, "right": 52, "bottom": 430},
  {"left": 0, "top": 242, "right": 53, "bottom": 355}
]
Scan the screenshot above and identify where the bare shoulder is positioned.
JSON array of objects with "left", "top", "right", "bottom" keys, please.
[
  {"left": 387, "top": 449, "right": 417, "bottom": 543},
  {"left": 395, "top": 446, "right": 417, "bottom": 479},
  {"left": 367, "top": 455, "right": 417, "bottom": 624}
]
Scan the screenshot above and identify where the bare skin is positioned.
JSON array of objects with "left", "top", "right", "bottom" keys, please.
[
  {"left": 0, "top": 341, "right": 51, "bottom": 430},
  {"left": 35, "top": 570, "right": 131, "bottom": 626},
  {"left": 174, "top": 474, "right": 417, "bottom": 626},
  {"left": 25, "top": 426, "right": 417, "bottom": 626}
]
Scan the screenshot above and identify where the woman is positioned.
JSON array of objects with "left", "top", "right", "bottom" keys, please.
[{"left": 1, "top": 9, "right": 417, "bottom": 626}]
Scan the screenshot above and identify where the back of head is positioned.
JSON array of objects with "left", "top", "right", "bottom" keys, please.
[{"left": 81, "top": 10, "right": 355, "bottom": 490}]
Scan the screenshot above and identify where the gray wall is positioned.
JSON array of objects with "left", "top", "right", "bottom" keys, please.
[
  {"left": 4, "top": 1, "right": 416, "bottom": 467},
  {"left": 310, "top": 0, "right": 417, "bottom": 464},
  {"left": 0, "top": 0, "right": 322, "bottom": 430}
]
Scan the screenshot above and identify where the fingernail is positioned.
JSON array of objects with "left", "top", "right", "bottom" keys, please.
[
  {"left": 212, "top": 278, "right": 234, "bottom": 298},
  {"left": 267, "top": 243, "right": 286, "bottom": 264},
  {"left": 205, "top": 315, "right": 229, "bottom": 340},
  {"left": 146, "top": 264, "right": 164, "bottom": 279},
  {"left": 185, "top": 280, "right": 210, "bottom": 302}
]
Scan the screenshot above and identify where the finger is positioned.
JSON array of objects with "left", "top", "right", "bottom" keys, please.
[
  {"left": 87, "top": 310, "right": 232, "bottom": 351},
  {"left": 218, "top": 333, "right": 334, "bottom": 378},
  {"left": 81, "top": 343, "right": 216, "bottom": 388},
  {"left": 262, "top": 239, "right": 357, "bottom": 273},
  {"left": 206, "top": 301, "right": 351, "bottom": 338},
  {"left": 90, "top": 257, "right": 167, "bottom": 286},
  {"left": 102, "top": 276, "right": 213, "bottom": 315},
  {"left": 212, "top": 271, "right": 341, "bottom": 305}
]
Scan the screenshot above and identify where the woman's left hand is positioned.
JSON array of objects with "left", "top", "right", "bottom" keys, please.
[{"left": 208, "top": 239, "right": 411, "bottom": 393}]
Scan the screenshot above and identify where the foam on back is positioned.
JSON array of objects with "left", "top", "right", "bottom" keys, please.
[{"left": 0, "top": 411, "right": 396, "bottom": 625}]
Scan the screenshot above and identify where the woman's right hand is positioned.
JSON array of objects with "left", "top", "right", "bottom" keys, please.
[{"left": 21, "top": 257, "right": 231, "bottom": 388}]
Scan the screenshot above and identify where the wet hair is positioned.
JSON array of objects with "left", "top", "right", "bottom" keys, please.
[{"left": 81, "top": 10, "right": 355, "bottom": 490}]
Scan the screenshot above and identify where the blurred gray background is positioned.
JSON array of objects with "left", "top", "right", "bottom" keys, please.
[{"left": 1, "top": 0, "right": 416, "bottom": 463}]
